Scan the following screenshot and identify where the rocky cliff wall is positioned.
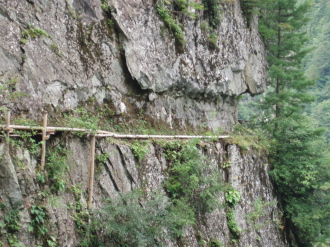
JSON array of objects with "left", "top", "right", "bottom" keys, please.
[
  {"left": 0, "top": 1, "right": 289, "bottom": 246},
  {"left": 0, "top": 136, "right": 289, "bottom": 247},
  {"left": 0, "top": 0, "right": 266, "bottom": 129}
]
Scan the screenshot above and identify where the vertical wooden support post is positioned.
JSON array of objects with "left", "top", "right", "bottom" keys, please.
[
  {"left": 5, "top": 110, "right": 11, "bottom": 144},
  {"left": 88, "top": 135, "right": 96, "bottom": 210},
  {"left": 40, "top": 112, "right": 48, "bottom": 171}
]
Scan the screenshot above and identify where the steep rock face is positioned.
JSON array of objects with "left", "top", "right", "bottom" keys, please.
[
  {"left": 0, "top": 0, "right": 266, "bottom": 129},
  {"left": 0, "top": 137, "right": 288, "bottom": 246}
]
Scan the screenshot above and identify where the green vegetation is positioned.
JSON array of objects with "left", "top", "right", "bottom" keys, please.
[
  {"left": 28, "top": 205, "right": 57, "bottom": 247},
  {"left": 94, "top": 140, "right": 224, "bottom": 246},
  {"left": 157, "top": 4, "right": 186, "bottom": 47},
  {"left": 207, "top": 32, "right": 218, "bottom": 49},
  {"left": 21, "top": 25, "right": 49, "bottom": 39},
  {"left": 156, "top": 0, "right": 205, "bottom": 48},
  {"left": 50, "top": 43, "right": 60, "bottom": 56},
  {"left": 163, "top": 139, "right": 223, "bottom": 214},
  {"left": 64, "top": 107, "right": 99, "bottom": 135},
  {"left": 0, "top": 77, "right": 27, "bottom": 113},
  {"left": 45, "top": 146, "right": 69, "bottom": 192},
  {"left": 130, "top": 141, "right": 149, "bottom": 161},
  {"left": 225, "top": 189, "right": 240, "bottom": 206},
  {"left": 303, "top": 0, "right": 330, "bottom": 142},
  {"left": 209, "top": 238, "right": 223, "bottom": 247},
  {"left": 4, "top": 210, "right": 21, "bottom": 233},
  {"left": 240, "top": 0, "right": 258, "bottom": 27},
  {"left": 9, "top": 130, "right": 41, "bottom": 155},
  {"left": 95, "top": 189, "right": 190, "bottom": 246},
  {"left": 0, "top": 208, "right": 25, "bottom": 247},
  {"left": 226, "top": 207, "right": 240, "bottom": 239},
  {"left": 101, "top": 0, "right": 110, "bottom": 11},
  {"left": 225, "top": 187, "right": 241, "bottom": 240},
  {"left": 238, "top": 0, "right": 330, "bottom": 245},
  {"left": 245, "top": 197, "right": 277, "bottom": 230},
  {"left": 29, "top": 205, "right": 49, "bottom": 237},
  {"left": 202, "top": 0, "right": 221, "bottom": 29}
]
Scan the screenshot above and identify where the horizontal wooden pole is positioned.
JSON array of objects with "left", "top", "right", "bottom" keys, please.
[
  {"left": 0, "top": 125, "right": 229, "bottom": 140},
  {"left": 95, "top": 134, "right": 229, "bottom": 139}
]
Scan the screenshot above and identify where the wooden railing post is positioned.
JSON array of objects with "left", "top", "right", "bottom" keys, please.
[
  {"left": 88, "top": 135, "right": 96, "bottom": 210},
  {"left": 40, "top": 111, "right": 48, "bottom": 171},
  {"left": 5, "top": 110, "right": 11, "bottom": 144}
]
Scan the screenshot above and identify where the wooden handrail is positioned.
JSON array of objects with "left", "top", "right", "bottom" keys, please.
[{"left": 0, "top": 124, "right": 229, "bottom": 139}]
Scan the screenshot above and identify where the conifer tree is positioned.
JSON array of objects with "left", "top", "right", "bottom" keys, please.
[{"left": 245, "top": 0, "right": 330, "bottom": 245}]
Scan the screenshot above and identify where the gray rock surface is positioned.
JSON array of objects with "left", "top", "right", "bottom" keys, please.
[
  {"left": 0, "top": 136, "right": 289, "bottom": 246},
  {"left": 0, "top": 0, "right": 266, "bottom": 129}
]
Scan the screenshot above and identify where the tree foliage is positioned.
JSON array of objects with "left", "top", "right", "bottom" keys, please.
[
  {"left": 95, "top": 190, "right": 194, "bottom": 246},
  {"left": 240, "top": 0, "right": 330, "bottom": 245}
]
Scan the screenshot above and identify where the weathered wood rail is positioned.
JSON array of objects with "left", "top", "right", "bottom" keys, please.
[{"left": 0, "top": 111, "right": 229, "bottom": 209}]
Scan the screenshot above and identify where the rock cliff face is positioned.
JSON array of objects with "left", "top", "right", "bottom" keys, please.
[
  {"left": 0, "top": 0, "right": 290, "bottom": 246},
  {"left": 0, "top": 137, "right": 289, "bottom": 247},
  {"left": 0, "top": 0, "right": 266, "bottom": 129}
]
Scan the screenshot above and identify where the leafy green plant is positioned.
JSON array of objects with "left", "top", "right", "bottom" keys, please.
[
  {"left": 130, "top": 141, "right": 149, "bottom": 161},
  {"left": 227, "top": 125, "right": 270, "bottom": 154},
  {"left": 4, "top": 210, "right": 21, "bottom": 233},
  {"left": 36, "top": 171, "right": 46, "bottom": 184},
  {"left": 222, "top": 161, "right": 232, "bottom": 168},
  {"left": 29, "top": 205, "right": 49, "bottom": 237},
  {"left": 101, "top": 0, "right": 110, "bottom": 11},
  {"left": 226, "top": 207, "right": 241, "bottom": 239},
  {"left": 96, "top": 152, "right": 109, "bottom": 164},
  {"left": 225, "top": 187, "right": 241, "bottom": 239},
  {"left": 12, "top": 118, "right": 37, "bottom": 126},
  {"left": 174, "top": 0, "right": 188, "bottom": 11},
  {"left": 200, "top": 20, "right": 208, "bottom": 31},
  {"left": 225, "top": 189, "right": 240, "bottom": 206},
  {"left": 20, "top": 38, "right": 27, "bottom": 44},
  {"left": 7, "top": 235, "right": 26, "bottom": 247},
  {"left": 9, "top": 130, "right": 41, "bottom": 154},
  {"left": 28, "top": 205, "right": 57, "bottom": 247}
]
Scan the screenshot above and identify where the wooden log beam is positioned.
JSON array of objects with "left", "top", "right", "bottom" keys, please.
[{"left": 95, "top": 134, "right": 230, "bottom": 139}]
